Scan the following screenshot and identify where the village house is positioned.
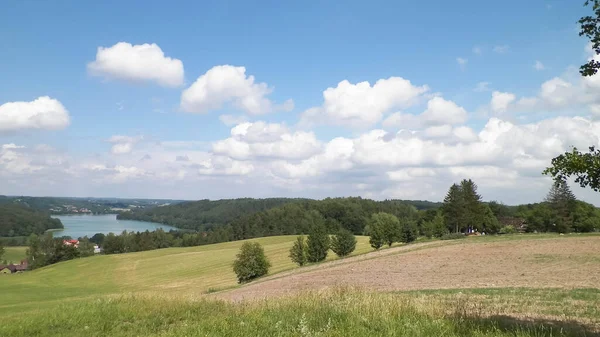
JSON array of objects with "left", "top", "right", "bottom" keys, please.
[{"left": 0, "top": 260, "right": 29, "bottom": 274}]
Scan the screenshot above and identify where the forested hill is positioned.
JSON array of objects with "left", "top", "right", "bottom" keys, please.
[
  {"left": 117, "top": 197, "right": 440, "bottom": 234},
  {"left": 116, "top": 198, "right": 310, "bottom": 230},
  {"left": 0, "top": 204, "right": 63, "bottom": 237},
  {"left": 118, "top": 198, "right": 441, "bottom": 231}
]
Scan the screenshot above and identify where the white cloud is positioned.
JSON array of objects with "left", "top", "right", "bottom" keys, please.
[
  {"left": 299, "top": 77, "right": 429, "bottom": 128},
  {"left": 493, "top": 45, "right": 510, "bottom": 53},
  {"left": 472, "top": 46, "right": 482, "bottom": 55},
  {"left": 474, "top": 82, "right": 491, "bottom": 92},
  {"left": 212, "top": 122, "right": 321, "bottom": 160},
  {"left": 421, "top": 97, "right": 468, "bottom": 126},
  {"left": 180, "top": 65, "right": 291, "bottom": 115},
  {"left": 108, "top": 135, "right": 144, "bottom": 155},
  {"left": 219, "top": 114, "right": 249, "bottom": 126},
  {"left": 0, "top": 96, "right": 70, "bottom": 132},
  {"left": 534, "top": 60, "right": 545, "bottom": 71},
  {"left": 381, "top": 97, "right": 467, "bottom": 130},
  {"left": 490, "top": 91, "right": 516, "bottom": 114},
  {"left": 87, "top": 42, "right": 184, "bottom": 87},
  {"left": 457, "top": 57, "right": 468, "bottom": 69}
]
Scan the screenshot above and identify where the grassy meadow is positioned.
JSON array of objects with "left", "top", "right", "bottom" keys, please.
[
  {"left": 2, "top": 246, "right": 27, "bottom": 263},
  {"left": 2, "top": 287, "right": 599, "bottom": 337},
  {"left": 1, "top": 234, "right": 600, "bottom": 336},
  {"left": 0, "top": 235, "right": 372, "bottom": 315}
]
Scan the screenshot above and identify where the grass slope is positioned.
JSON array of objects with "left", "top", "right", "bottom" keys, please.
[
  {"left": 2, "top": 288, "right": 598, "bottom": 337},
  {"left": 2, "top": 246, "right": 26, "bottom": 263},
  {"left": 0, "top": 235, "right": 372, "bottom": 315}
]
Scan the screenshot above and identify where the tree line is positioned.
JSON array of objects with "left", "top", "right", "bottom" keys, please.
[{"left": 0, "top": 204, "right": 63, "bottom": 237}]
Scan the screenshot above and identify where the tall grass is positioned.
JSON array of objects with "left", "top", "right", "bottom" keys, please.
[{"left": 1, "top": 288, "right": 597, "bottom": 337}]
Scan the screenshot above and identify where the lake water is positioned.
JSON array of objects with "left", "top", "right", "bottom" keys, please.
[{"left": 51, "top": 214, "right": 178, "bottom": 238}]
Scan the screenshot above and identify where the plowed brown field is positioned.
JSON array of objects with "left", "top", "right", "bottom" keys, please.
[{"left": 216, "top": 236, "right": 600, "bottom": 302}]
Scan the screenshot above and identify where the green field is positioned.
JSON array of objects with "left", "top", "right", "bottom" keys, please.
[
  {"left": 0, "top": 236, "right": 372, "bottom": 315},
  {"left": 2, "top": 246, "right": 26, "bottom": 264},
  {"left": 2, "top": 287, "right": 598, "bottom": 336},
  {"left": 1, "top": 234, "right": 599, "bottom": 336}
]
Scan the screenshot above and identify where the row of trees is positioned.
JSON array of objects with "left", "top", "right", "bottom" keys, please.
[
  {"left": 25, "top": 233, "right": 95, "bottom": 269},
  {"left": 0, "top": 204, "right": 63, "bottom": 237}
]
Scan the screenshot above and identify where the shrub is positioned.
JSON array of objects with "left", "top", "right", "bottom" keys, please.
[
  {"left": 498, "top": 225, "right": 517, "bottom": 235},
  {"left": 289, "top": 236, "right": 308, "bottom": 266},
  {"left": 307, "top": 223, "right": 330, "bottom": 263},
  {"left": 440, "top": 233, "right": 466, "bottom": 240},
  {"left": 369, "top": 213, "right": 400, "bottom": 248},
  {"left": 331, "top": 229, "right": 357, "bottom": 257},
  {"left": 232, "top": 242, "right": 271, "bottom": 283},
  {"left": 401, "top": 220, "right": 418, "bottom": 243},
  {"left": 368, "top": 224, "right": 385, "bottom": 250}
]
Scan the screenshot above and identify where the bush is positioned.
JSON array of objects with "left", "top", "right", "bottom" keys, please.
[
  {"left": 330, "top": 229, "right": 357, "bottom": 257},
  {"left": 232, "top": 242, "right": 271, "bottom": 283},
  {"left": 307, "top": 223, "right": 330, "bottom": 263},
  {"left": 498, "top": 225, "right": 517, "bottom": 234},
  {"left": 440, "top": 233, "right": 466, "bottom": 241},
  {"left": 401, "top": 220, "right": 418, "bottom": 243},
  {"left": 289, "top": 236, "right": 308, "bottom": 266},
  {"left": 368, "top": 213, "right": 399, "bottom": 249}
]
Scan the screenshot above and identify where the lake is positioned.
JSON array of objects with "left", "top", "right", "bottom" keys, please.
[{"left": 51, "top": 214, "right": 178, "bottom": 238}]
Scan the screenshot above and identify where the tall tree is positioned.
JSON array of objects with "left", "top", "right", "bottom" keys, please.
[
  {"left": 543, "top": 146, "right": 600, "bottom": 192},
  {"left": 442, "top": 184, "right": 464, "bottom": 233},
  {"left": 545, "top": 180, "right": 577, "bottom": 233},
  {"left": 289, "top": 236, "right": 308, "bottom": 266},
  {"left": 369, "top": 212, "right": 401, "bottom": 247},
  {"left": 461, "top": 179, "right": 483, "bottom": 232},
  {"left": 306, "top": 220, "right": 330, "bottom": 263},
  {"left": 330, "top": 229, "right": 357, "bottom": 257},
  {"left": 232, "top": 242, "right": 271, "bottom": 283},
  {"left": 579, "top": 0, "right": 600, "bottom": 76}
]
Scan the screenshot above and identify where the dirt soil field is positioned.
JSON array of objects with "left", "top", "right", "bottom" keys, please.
[{"left": 215, "top": 236, "right": 600, "bottom": 302}]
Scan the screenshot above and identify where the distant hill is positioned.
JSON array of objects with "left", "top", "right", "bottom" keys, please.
[
  {"left": 0, "top": 204, "right": 63, "bottom": 237},
  {"left": 118, "top": 197, "right": 434, "bottom": 238},
  {"left": 0, "top": 195, "right": 186, "bottom": 215},
  {"left": 117, "top": 198, "right": 308, "bottom": 230}
]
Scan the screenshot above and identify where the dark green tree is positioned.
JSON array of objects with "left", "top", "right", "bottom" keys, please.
[
  {"left": 579, "top": 1, "right": 600, "bottom": 76},
  {"left": 481, "top": 204, "right": 501, "bottom": 234},
  {"left": 330, "top": 229, "right": 357, "bottom": 257},
  {"left": 77, "top": 238, "right": 95, "bottom": 257},
  {"left": 543, "top": 146, "right": 600, "bottom": 192},
  {"left": 369, "top": 212, "right": 401, "bottom": 247},
  {"left": 306, "top": 221, "right": 330, "bottom": 263},
  {"left": 400, "top": 219, "right": 418, "bottom": 243},
  {"left": 442, "top": 183, "right": 465, "bottom": 233},
  {"left": 545, "top": 180, "right": 577, "bottom": 233},
  {"left": 232, "top": 242, "right": 271, "bottom": 283},
  {"left": 422, "top": 212, "right": 447, "bottom": 238},
  {"left": 461, "top": 179, "right": 483, "bottom": 232},
  {"left": 289, "top": 236, "right": 308, "bottom": 266}
]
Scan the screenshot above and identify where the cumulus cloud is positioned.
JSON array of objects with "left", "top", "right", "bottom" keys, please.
[
  {"left": 474, "top": 82, "right": 491, "bottom": 92},
  {"left": 212, "top": 121, "right": 321, "bottom": 160},
  {"left": 299, "top": 77, "right": 429, "bottom": 128},
  {"left": 382, "top": 97, "right": 468, "bottom": 130},
  {"left": 108, "top": 135, "right": 144, "bottom": 155},
  {"left": 472, "top": 46, "right": 482, "bottom": 55},
  {"left": 87, "top": 42, "right": 184, "bottom": 87},
  {"left": 534, "top": 60, "right": 545, "bottom": 71},
  {"left": 180, "top": 65, "right": 292, "bottom": 115},
  {"left": 457, "top": 57, "right": 468, "bottom": 69},
  {"left": 490, "top": 91, "right": 516, "bottom": 115},
  {"left": 0, "top": 96, "right": 70, "bottom": 132}
]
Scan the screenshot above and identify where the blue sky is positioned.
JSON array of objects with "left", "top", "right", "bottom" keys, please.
[{"left": 1, "top": 0, "right": 599, "bottom": 204}]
